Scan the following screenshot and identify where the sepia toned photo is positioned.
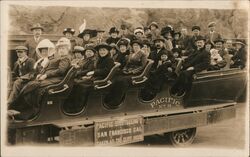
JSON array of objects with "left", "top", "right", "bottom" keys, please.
[{"left": 1, "top": 1, "right": 249, "bottom": 157}]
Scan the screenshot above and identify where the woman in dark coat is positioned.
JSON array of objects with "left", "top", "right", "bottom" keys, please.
[
  {"left": 105, "top": 39, "right": 147, "bottom": 109},
  {"left": 67, "top": 43, "right": 115, "bottom": 112},
  {"left": 77, "top": 42, "right": 115, "bottom": 86},
  {"left": 72, "top": 45, "right": 96, "bottom": 80},
  {"left": 115, "top": 38, "right": 130, "bottom": 69}
]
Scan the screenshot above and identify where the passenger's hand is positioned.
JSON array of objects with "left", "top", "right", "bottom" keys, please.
[
  {"left": 82, "top": 76, "right": 91, "bottom": 80},
  {"left": 87, "top": 71, "right": 94, "bottom": 76},
  {"left": 38, "top": 74, "right": 47, "bottom": 80},
  {"left": 187, "top": 67, "right": 194, "bottom": 71},
  {"left": 123, "top": 70, "right": 129, "bottom": 74},
  {"left": 36, "top": 74, "right": 42, "bottom": 80},
  {"left": 72, "top": 63, "right": 80, "bottom": 69},
  {"left": 230, "top": 60, "right": 234, "bottom": 65},
  {"left": 167, "top": 67, "right": 173, "bottom": 72}
]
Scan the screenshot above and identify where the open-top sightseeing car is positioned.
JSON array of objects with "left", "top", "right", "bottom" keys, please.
[{"left": 7, "top": 35, "right": 247, "bottom": 146}]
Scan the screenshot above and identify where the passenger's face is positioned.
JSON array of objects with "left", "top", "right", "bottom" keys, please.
[
  {"left": 142, "top": 45, "right": 148, "bottom": 52},
  {"left": 135, "top": 32, "right": 143, "bottom": 38},
  {"left": 161, "top": 54, "right": 168, "bottom": 61},
  {"left": 16, "top": 51, "right": 26, "bottom": 58},
  {"left": 181, "top": 29, "right": 187, "bottom": 36},
  {"left": 74, "top": 52, "right": 83, "bottom": 59},
  {"left": 164, "top": 32, "right": 172, "bottom": 39},
  {"left": 132, "top": 43, "right": 141, "bottom": 52},
  {"left": 150, "top": 25, "right": 157, "bottom": 30},
  {"left": 215, "top": 42, "right": 223, "bottom": 50},
  {"left": 97, "top": 32, "right": 104, "bottom": 38},
  {"left": 235, "top": 43, "right": 242, "bottom": 50},
  {"left": 65, "top": 32, "right": 73, "bottom": 39},
  {"left": 99, "top": 48, "right": 109, "bottom": 57},
  {"left": 83, "top": 34, "right": 90, "bottom": 41},
  {"left": 225, "top": 40, "right": 233, "bottom": 48},
  {"left": 119, "top": 45, "right": 127, "bottom": 53},
  {"left": 40, "top": 48, "right": 49, "bottom": 58},
  {"left": 205, "top": 44, "right": 212, "bottom": 51},
  {"left": 173, "top": 52, "right": 179, "bottom": 58},
  {"left": 155, "top": 40, "right": 164, "bottom": 49},
  {"left": 120, "top": 29, "right": 128, "bottom": 35},
  {"left": 57, "top": 46, "right": 69, "bottom": 56},
  {"left": 196, "top": 40, "right": 205, "bottom": 49},
  {"left": 110, "top": 48, "right": 116, "bottom": 55},
  {"left": 174, "top": 34, "right": 180, "bottom": 40},
  {"left": 85, "top": 50, "right": 94, "bottom": 58},
  {"left": 111, "top": 32, "right": 118, "bottom": 38},
  {"left": 33, "top": 29, "right": 42, "bottom": 37},
  {"left": 209, "top": 26, "right": 215, "bottom": 32},
  {"left": 193, "top": 30, "right": 200, "bottom": 36}
]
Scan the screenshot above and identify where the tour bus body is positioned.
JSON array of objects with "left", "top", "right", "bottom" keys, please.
[{"left": 7, "top": 35, "right": 247, "bottom": 146}]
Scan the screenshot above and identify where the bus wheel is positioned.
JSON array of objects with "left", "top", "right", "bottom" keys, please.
[{"left": 167, "top": 128, "right": 196, "bottom": 147}]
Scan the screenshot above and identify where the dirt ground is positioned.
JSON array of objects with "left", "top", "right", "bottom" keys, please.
[{"left": 129, "top": 103, "right": 247, "bottom": 149}]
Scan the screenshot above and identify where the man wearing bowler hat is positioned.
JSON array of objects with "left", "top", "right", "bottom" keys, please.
[
  {"left": 205, "top": 22, "right": 221, "bottom": 47},
  {"left": 149, "top": 36, "right": 172, "bottom": 70},
  {"left": 171, "top": 35, "right": 210, "bottom": 98},
  {"left": 24, "top": 23, "right": 44, "bottom": 61}
]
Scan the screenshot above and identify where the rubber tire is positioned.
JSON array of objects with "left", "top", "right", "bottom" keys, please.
[{"left": 167, "top": 128, "right": 196, "bottom": 147}]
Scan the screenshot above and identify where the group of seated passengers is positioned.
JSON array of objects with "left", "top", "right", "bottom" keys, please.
[
  {"left": 205, "top": 38, "right": 246, "bottom": 70},
  {"left": 8, "top": 33, "right": 247, "bottom": 115}
]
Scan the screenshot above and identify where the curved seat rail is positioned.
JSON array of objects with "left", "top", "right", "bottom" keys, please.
[
  {"left": 93, "top": 62, "right": 121, "bottom": 89},
  {"left": 131, "top": 59, "right": 154, "bottom": 85},
  {"left": 46, "top": 67, "right": 77, "bottom": 95}
]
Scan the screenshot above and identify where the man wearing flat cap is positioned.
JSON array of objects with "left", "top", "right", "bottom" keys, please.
[
  {"left": 24, "top": 23, "right": 44, "bottom": 61},
  {"left": 171, "top": 35, "right": 210, "bottom": 97},
  {"left": 186, "top": 25, "right": 201, "bottom": 55},
  {"left": 205, "top": 22, "right": 221, "bottom": 47},
  {"left": 8, "top": 46, "right": 35, "bottom": 107}
]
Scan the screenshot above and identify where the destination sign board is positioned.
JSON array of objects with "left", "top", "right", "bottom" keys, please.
[{"left": 94, "top": 116, "right": 144, "bottom": 146}]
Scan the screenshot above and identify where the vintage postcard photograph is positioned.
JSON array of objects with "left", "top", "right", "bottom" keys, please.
[{"left": 1, "top": 0, "right": 249, "bottom": 157}]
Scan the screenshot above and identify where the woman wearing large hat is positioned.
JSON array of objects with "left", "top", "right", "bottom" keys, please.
[
  {"left": 78, "top": 29, "right": 97, "bottom": 48},
  {"left": 72, "top": 45, "right": 96, "bottom": 80},
  {"left": 116, "top": 38, "right": 131, "bottom": 69},
  {"left": 76, "top": 42, "right": 114, "bottom": 86}
]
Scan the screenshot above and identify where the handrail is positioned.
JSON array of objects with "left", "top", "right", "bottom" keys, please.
[{"left": 46, "top": 66, "right": 76, "bottom": 91}]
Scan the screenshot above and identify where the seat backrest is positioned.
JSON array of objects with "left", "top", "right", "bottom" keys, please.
[
  {"left": 46, "top": 66, "right": 77, "bottom": 91},
  {"left": 133, "top": 59, "right": 154, "bottom": 79},
  {"left": 93, "top": 62, "right": 121, "bottom": 85}
]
